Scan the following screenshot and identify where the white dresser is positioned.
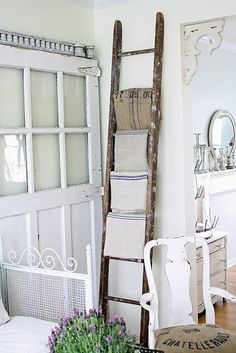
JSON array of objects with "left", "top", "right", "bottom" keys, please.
[{"left": 196, "top": 231, "right": 227, "bottom": 313}]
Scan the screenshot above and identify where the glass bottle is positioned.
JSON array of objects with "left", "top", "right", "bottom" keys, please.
[
  {"left": 208, "top": 147, "right": 215, "bottom": 172},
  {"left": 198, "top": 144, "right": 209, "bottom": 173},
  {"left": 219, "top": 148, "right": 226, "bottom": 170},
  {"left": 193, "top": 133, "right": 201, "bottom": 172}
]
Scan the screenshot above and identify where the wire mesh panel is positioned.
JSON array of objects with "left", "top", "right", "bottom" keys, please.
[{"left": 5, "top": 267, "right": 88, "bottom": 322}]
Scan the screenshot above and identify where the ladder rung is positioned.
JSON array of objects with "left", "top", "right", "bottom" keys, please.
[
  {"left": 105, "top": 295, "right": 140, "bottom": 306},
  {"left": 120, "top": 48, "right": 155, "bottom": 57},
  {"left": 107, "top": 256, "right": 144, "bottom": 263}
]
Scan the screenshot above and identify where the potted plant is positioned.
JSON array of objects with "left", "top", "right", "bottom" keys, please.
[{"left": 48, "top": 308, "right": 137, "bottom": 353}]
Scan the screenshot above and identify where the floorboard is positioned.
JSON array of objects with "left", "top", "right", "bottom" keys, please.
[{"left": 199, "top": 265, "right": 236, "bottom": 333}]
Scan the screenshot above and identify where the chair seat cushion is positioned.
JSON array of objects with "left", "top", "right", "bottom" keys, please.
[{"left": 155, "top": 324, "right": 236, "bottom": 353}]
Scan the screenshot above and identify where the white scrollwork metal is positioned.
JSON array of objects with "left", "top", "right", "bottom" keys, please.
[
  {"left": 78, "top": 67, "right": 101, "bottom": 77},
  {"left": 8, "top": 247, "right": 78, "bottom": 272},
  {"left": 182, "top": 19, "right": 225, "bottom": 85}
]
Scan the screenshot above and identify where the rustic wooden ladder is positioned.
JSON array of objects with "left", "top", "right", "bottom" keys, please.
[{"left": 99, "top": 12, "right": 164, "bottom": 346}]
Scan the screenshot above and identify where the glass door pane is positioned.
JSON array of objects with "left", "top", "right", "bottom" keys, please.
[
  {"left": 0, "top": 68, "right": 25, "bottom": 128},
  {"left": 0, "top": 135, "right": 27, "bottom": 195},
  {"left": 65, "top": 134, "right": 89, "bottom": 186},
  {"left": 64, "top": 74, "right": 86, "bottom": 127},
  {"left": 31, "top": 71, "right": 58, "bottom": 127},
  {"left": 33, "top": 134, "right": 60, "bottom": 191}
]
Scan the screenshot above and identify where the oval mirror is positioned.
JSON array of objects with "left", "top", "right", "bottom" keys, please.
[{"left": 208, "top": 110, "right": 236, "bottom": 155}]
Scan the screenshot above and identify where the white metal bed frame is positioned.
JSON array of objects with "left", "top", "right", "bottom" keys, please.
[{"left": 0, "top": 237, "right": 94, "bottom": 322}]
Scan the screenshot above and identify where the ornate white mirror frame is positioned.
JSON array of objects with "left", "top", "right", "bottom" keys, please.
[
  {"left": 208, "top": 110, "right": 236, "bottom": 156},
  {"left": 182, "top": 18, "right": 225, "bottom": 85}
]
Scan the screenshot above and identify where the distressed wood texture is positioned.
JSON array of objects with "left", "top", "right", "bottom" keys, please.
[
  {"left": 140, "top": 12, "right": 164, "bottom": 346},
  {"left": 99, "top": 12, "right": 164, "bottom": 347},
  {"left": 99, "top": 19, "right": 122, "bottom": 316}
]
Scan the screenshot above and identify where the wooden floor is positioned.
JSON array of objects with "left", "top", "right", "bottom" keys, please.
[{"left": 199, "top": 265, "right": 236, "bottom": 333}]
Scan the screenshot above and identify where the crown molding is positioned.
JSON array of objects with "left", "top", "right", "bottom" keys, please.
[
  {"left": 65, "top": 0, "right": 138, "bottom": 9},
  {"left": 0, "top": 28, "right": 95, "bottom": 58},
  {"left": 94, "top": 0, "right": 139, "bottom": 8},
  {"left": 65, "top": 0, "right": 94, "bottom": 8}
]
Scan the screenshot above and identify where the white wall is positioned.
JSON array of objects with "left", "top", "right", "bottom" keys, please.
[
  {"left": 94, "top": 0, "right": 236, "bottom": 332},
  {"left": 191, "top": 32, "right": 236, "bottom": 267},
  {"left": 2, "top": 0, "right": 236, "bottom": 337},
  {"left": 211, "top": 191, "right": 236, "bottom": 266},
  {"left": 192, "top": 44, "right": 236, "bottom": 144},
  {"left": 0, "top": 0, "right": 94, "bottom": 44}
]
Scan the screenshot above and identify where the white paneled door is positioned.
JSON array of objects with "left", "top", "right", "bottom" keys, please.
[{"left": 0, "top": 45, "right": 102, "bottom": 305}]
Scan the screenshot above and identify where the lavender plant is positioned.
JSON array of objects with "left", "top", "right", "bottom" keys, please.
[{"left": 48, "top": 308, "right": 137, "bottom": 353}]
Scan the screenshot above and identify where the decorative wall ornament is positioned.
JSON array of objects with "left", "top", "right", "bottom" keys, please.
[
  {"left": 7, "top": 246, "right": 78, "bottom": 272},
  {"left": 78, "top": 67, "right": 101, "bottom": 77},
  {"left": 0, "top": 29, "right": 95, "bottom": 59},
  {"left": 183, "top": 19, "right": 225, "bottom": 85}
]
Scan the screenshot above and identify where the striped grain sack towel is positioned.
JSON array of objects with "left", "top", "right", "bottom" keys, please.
[
  {"left": 155, "top": 324, "right": 236, "bottom": 353},
  {"left": 113, "top": 88, "right": 153, "bottom": 130},
  {"left": 104, "top": 213, "right": 146, "bottom": 259},
  {"left": 114, "top": 130, "right": 149, "bottom": 172},
  {"left": 110, "top": 171, "right": 148, "bottom": 213}
]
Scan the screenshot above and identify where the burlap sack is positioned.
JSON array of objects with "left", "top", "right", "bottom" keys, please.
[
  {"left": 113, "top": 88, "right": 153, "bottom": 130},
  {"left": 155, "top": 324, "right": 236, "bottom": 353}
]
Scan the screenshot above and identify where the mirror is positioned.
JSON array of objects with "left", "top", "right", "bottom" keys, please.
[{"left": 208, "top": 110, "right": 236, "bottom": 155}]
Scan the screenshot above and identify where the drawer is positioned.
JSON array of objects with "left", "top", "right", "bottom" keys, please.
[
  {"left": 196, "top": 237, "right": 225, "bottom": 260},
  {"left": 209, "top": 238, "right": 225, "bottom": 254},
  {"left": 197, "top": 271, "right": 226, "bottom": 308},
  {"left": 197, "top": 248, "right": 226, "bottom": 282}
]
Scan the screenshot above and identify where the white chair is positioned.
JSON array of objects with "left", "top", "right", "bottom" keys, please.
[{"left": 140, "top": 236, "right": 236, "bottom": 352}]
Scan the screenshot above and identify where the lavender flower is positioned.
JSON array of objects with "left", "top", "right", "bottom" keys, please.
[
  {"left": 117, "top": 330, "right": 125, "bottom": 338},
  {"left": 95, "top": 342, "right": 101, "bottom": 351},
  {"left": 48, "top": 308, "right": 136, "bottom": 353},
  {"left": 89, "top": 322, "right": 97, "bottom": 330},
  {"left": 105, "top": 335, "right": 113, "bottom": 345}
]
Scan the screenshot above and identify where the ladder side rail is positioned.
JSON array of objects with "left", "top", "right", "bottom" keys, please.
[
  {"left": 99, "top": 20, "right": 122, "bottom": 315},
  {"left": 99, "top": 12, "right": 164, "bottom": 347},
  {"left": 140, "top": 12, "right": 164, "bottom": 346}
]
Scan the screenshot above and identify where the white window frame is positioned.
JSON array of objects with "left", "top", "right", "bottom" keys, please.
[{"left": 0, "top": 44, "right": 102, "bottom": 305}]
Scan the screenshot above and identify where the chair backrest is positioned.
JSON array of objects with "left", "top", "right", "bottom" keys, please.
[{"left": 142, "top": 236, "right": 215, "bottom": 332}]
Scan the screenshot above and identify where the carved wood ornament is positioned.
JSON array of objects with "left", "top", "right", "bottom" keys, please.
[{"left": 183, "top": 19, "right": 225, "bottom": 85}]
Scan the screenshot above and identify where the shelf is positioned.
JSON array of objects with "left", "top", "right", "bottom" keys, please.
[{"left": 195, "top": 169, "right": 236, "bottom": 195}]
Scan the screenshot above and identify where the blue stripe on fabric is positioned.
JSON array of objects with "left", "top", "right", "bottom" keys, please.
[
  {"left": 107, "top": 213, "right": 146, "bottom": 221},
  {"left": 110, "top": 175, "right": 148, "bottom": 181}
]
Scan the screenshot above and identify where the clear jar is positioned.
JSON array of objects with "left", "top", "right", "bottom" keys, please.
[
  {"left": 198, "top": 144, "right": 209, "bottom": 173},
  {"left": 193, "top": 133, "right": 201, "bottom": 172}
]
